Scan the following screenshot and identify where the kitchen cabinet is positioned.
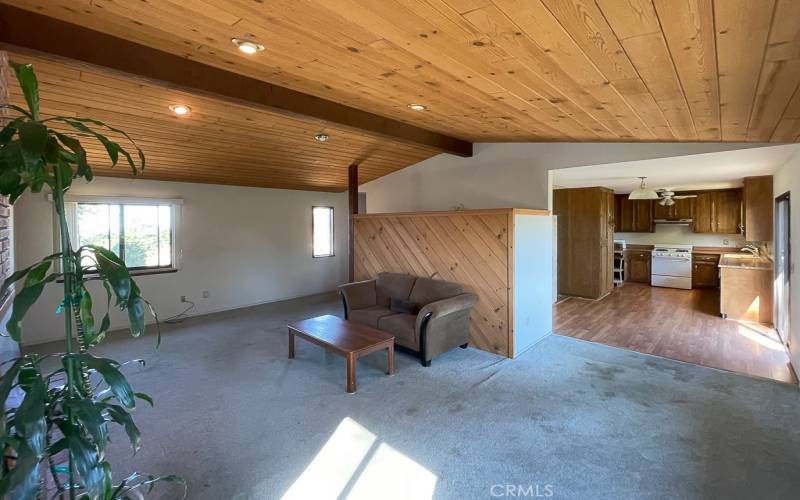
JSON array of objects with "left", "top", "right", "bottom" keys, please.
[
  {"left": 625, "top": 250, "right": 651, "bottom": 284},
  {"left": 693, "top": 189, "right": 742, "bottom": 234},
  {"left": 615, "top": 195, "right": 653, "bottom": 233},
  {"left": 653, "top": 197, "right": 694, "bottom": 220},
  {"left": 743, "top": 175, "right": 773, "bottom": 242},
  {"left": 554, "top": 187, "right": 615, "bottom": 299},
  {"left": 692, "top": 253, "right": 720, "bottom": 288}
]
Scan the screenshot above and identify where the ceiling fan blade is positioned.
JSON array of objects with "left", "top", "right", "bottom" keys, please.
[{"left": 673, "top": 195, "right": 697, "bottom": 199}]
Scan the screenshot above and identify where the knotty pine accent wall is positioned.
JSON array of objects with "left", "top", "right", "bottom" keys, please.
[{"left": 353, "top": 208, "right": 548, "bottom": 358}]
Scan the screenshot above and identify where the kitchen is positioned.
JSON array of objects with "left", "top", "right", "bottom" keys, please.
[{"left": 553, "top": 161, "right": 794, "bottom": 383}]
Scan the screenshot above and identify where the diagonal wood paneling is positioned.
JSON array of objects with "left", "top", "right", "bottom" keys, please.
[
  {"left": 4, "top": 0, "right": 799, "bottom": 144},
  {"left": 353, "top": 210, "right": 512, "bottom": 356}
]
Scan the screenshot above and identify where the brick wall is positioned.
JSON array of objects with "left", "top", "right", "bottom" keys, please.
[{"left": 0, "top": 51, "right": 14, "bottom": 311}]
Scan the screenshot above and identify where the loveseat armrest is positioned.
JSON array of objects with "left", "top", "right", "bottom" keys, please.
[
  {"left": 416, "top": 293, "right": 478, "bottom": 325},
  {"left": 338, "top": 280, "right": 377, "bottom": 317}
]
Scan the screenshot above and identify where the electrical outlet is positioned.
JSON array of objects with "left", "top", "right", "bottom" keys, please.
[
  {"left": 180, "top": 295, "right": 187, "bottom": 303},
  {"left": 723, "top": 239, "right": 730, "bottom": 246},
  {"left": 202, "top": 290, "right": 210, "bottom": 299}
]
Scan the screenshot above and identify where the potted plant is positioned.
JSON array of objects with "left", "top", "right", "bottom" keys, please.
[{"left": 0, "top": 63, "right": 182, "bottom": 499}]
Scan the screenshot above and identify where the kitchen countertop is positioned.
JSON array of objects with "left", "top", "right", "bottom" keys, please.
[{"left": 718, "top": 254, "right": 774, "bottom": 270}]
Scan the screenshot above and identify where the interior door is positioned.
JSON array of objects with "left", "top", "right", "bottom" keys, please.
[{"left": 775, "top": 193, "right": 791, "bottom": 345}]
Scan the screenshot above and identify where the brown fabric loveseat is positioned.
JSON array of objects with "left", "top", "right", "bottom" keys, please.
[{"left": 338, "top": 273, "right": 478, "bottom": 366}]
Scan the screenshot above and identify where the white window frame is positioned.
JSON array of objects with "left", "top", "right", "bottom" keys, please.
[
  {"left": 311, "top": 206, "right": 335, "bottom": 258},
  {"left": 52, "top": 194, "right": 183, "bottom": 275}
]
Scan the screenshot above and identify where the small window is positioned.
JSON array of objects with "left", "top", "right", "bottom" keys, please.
[
  {"left": 59, "top": 196, "right": 181, "bottom": 275},
  {"left": 312, "top": 206, "right": 334, "bottom": 258}
]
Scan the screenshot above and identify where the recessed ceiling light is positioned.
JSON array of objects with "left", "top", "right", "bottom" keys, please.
[
  {"left": 314, "top": 133, "right": 330, "bottom": 142},
  {"left": 231, "top": 38, "right": 265, "bottom": 54},
  {"left": 408, "top": 103, "right": 427, "bottom": 111},
  {"left": 169, "top": 104, "right": 191, "bottom": 116}
]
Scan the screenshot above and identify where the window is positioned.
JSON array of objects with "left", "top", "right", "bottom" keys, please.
[
  {"left": 312, "top": 206, "right": 334, "bottom": 258},
  {"left": 60, "top": 196, "right": 182, "bottom": 274}
]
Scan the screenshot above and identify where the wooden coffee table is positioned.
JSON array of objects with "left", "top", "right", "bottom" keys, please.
[{"left": 288, "top": 315, "right": 395, "bottom": 393}]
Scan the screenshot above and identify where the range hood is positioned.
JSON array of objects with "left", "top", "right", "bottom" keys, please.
[{"left": 654, "top": 218, "right": 693, "bottom": 225}]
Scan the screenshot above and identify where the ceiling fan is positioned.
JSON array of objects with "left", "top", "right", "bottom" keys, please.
[
  {"left": 655, "top": 188, "right": 697, "bottom": 206},
  {"left": 627, "top": 177, "right": 697, "bottom": 205}
]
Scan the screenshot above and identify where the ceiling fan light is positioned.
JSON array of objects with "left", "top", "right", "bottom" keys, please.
[
  {"left": 628, "top": 176, "right": 660, "bottom": 200},
  {"left": 665, "top": 198, "right": 675, "bottom": 206}
]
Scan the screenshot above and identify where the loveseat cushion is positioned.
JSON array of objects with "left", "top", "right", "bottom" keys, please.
[
  {"left": 376, "top": 273, "right": 417, "bottom": 307},
  {"left": 378, "top": 313, "right": 417, "bottom": 349},
  {"left": 350, "top": 306, "right": 394, "bottom": 328},
  {"left": 408, "top": 277, "right": 463, "bottom": 306}
]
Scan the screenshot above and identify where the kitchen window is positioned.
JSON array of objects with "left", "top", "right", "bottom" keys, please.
[
  {"left": 58, "top": 196, "right": 182, "bottom": 274},
  {"left": 312, "top": 206, "right": 334, "bottom": 258}
]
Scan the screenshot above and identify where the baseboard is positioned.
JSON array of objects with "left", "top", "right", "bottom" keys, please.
[{"left": 22, "top": 289, "right": 340, "bottom": 347}]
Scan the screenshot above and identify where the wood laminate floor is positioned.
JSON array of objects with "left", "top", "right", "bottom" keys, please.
[{"left": 554, "top": 283, "right": 798, "bottom": 384}]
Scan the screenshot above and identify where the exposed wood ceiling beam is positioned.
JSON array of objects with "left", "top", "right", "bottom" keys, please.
[{"left": 0, "top": 4, "right": 472, "bottom": 158}]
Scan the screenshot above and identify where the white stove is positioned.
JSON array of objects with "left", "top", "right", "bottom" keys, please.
[{"left": 651, "top": 244, "right": 693, "bottom": 289}]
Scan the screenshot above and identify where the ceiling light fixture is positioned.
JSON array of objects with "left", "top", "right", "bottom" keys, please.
[
  {"left": 407, "top": 104, "right": 427, "bottom": 111},
  {"left": 231, "top": 38, "right": 265, "bottom": 54},
  {"left": 314, "top": 133, "right": 330, "bottom": 142},
  {"left": 168, "top": 104, "right": 191, "bottom": 116},
  {"left": 628, "top": 177, "right": 659, "bottom": 200}
]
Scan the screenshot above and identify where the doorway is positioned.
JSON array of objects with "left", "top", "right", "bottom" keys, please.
[{"left": 775, "top": 192, "right": 791, "bottom": 346}]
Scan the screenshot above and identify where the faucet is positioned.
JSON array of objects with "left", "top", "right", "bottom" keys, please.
[{"left": 741, "top": 244, "right": 760, "bottom": 258}]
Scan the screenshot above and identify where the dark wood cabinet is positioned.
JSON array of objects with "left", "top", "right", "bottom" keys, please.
[
  {"left": 692, "top": 253, "right": 720, "bottom": 288},
  {"left": 693, "top": 189, "right": 742, "bottom": 234},
  {"left": 743, "top": 175, "right": 773, "bottom": 242},
  {"left": 653, "top": 197, "right": 694, "bottom": 220},
  {"left": 615, "top": 195, "right": 653, "bottom": 233},
  {"left": 625, "top": 250, "right": 651, "bottom": 284}
]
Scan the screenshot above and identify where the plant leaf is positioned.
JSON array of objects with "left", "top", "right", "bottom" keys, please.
[
  {"left": 15, "top": 374, "right": 47, "bottom": 456},
  {"left": 0, "top": 117, "right": 21, "bottom": 145},
  {"left": 6, "top": 273, "right": 60, "bottom": 341},
  {"left": 0, "top": 442, "right": 41, "bottom": 500},
  {"left": 67, "top": 354, "right": 136, "bottom": 408},
  {"left": 0, "top": 358, "right": 22, "bottom": 438},
  {"left": 79, "top": 287, "right": 97, "bottom": 344},
  {"left": 67, "top": 398, "right": 108, "bottom": 446},
  {"left": 10, "top": 63, "right": 39, "bottom": 120},
  {"left": 104, "top": 403, "right": 141, "bottom": 452},
  {"left": 134, "top": 392, "right": 154, "bottom": 407},
  {"left": 17, "top": 121, "right": 48, "bottom": 168},
  {"left": 0, "top": 253, "right": 61, "bottom": 299},
  {"left": 84, "top": 245, "right": 131, "bottom": 306},
  {"left": 55, "top": 131, "right": 91, "bottom": 180},
  {"left": 127, "top": 296, "right": 146, "bottom": 337}
]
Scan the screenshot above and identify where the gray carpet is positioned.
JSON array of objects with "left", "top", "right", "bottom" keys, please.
[{"left": 30, "top": 293, "right": 800, "bottom": 499}]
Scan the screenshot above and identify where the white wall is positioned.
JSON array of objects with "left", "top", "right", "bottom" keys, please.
[
  {"left": 616, "top": 225, "right": 745, "bottom": 248},
  {"left": 361, "top": 143, "right": 768, "bottom": 213},
  {"left": 14, "top": 177, "right": 349, "bottom": 346},
  {"left": 774, "top": 151, "right": 800, "bottom": 371}
]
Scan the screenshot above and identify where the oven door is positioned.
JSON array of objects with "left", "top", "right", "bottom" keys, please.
[{"left": 652, "top": 255, "right": 691, "bottom": 278}]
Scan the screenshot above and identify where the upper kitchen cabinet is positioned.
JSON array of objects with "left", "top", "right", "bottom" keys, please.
[
  {"left": 653, "top": 197, "right": 694, "bottom": 220},
  {"left": 693, "top": 189, "right": 742, "bottom": 234},
  {"left": 743, "top": 176, "right": 773, "bottom": 242},
  {"left": 615, "top": 195, "right": 653, "bottom": 233}
]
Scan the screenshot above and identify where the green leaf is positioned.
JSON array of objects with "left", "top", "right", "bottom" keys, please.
[
  {"left": 57, "top": 419, "right": 111, "bottom": 499},
  {"left": 80, "top": 287, "right": 97, "bottom": 345},
  {"left": 105, "top": 403, "right": 141, "bottom": 452},
  {"left": 54, "top": 157, "right": 74, "bottom": 190},
  {"left": 0, "top": 118, "right": 20, "bottom": 145},
  {"left": 17, "top": 121, "right": 48, "bottom": 168},
  {"left": 68, "top": 354, "right": 136, "bottom": 408},
  {"left": 45, "top": 116, "right": 145, "bottom": 173},
  {"left": 6, "top": 273, "right": 60, "bottom": 341},
  {"left": 84, "top": 245, "right": 131, "bottom": 306},
  {"left": 67, "top": 398, "right": 108, "bottom": 446},
  {"left": 10, "top": 63, "right": 40, "bottom": 120},
  {"left": 0, "top": 253, "right": 61, "bottom": 299},
  {"left": 55, "top": 131, "right": 91, "bottom": 180},
  {"left": 16, "top": 375, "right": 47, "bottom": 456},
  {"left": 134, "top": 392, "right": 154, "bottom": 407},
  {"left": 0, "top": 359, "right": 22, "bottom": 437},
  {"left": 0, "top": 442, "right": 41, "bottom": 500},
  {"left": 127, "top": 296, "right": 146, "bottom": 337},
  {"left": 0, "top": 103, "right": 33, "bottom": 119}
]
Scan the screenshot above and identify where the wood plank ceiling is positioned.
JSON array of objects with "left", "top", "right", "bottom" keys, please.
[{"left": 4, "top": 0, "right": 800, "bottom": 189}]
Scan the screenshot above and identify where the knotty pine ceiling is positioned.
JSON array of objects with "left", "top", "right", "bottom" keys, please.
[{"left": 5, "top": 0, "right": 800, "bottom": 190}]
